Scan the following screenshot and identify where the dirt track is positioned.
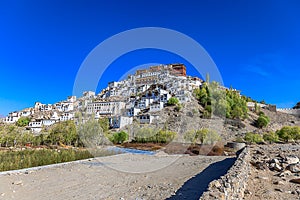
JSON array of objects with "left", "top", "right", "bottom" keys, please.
[{"left": 0, "top": 153, "right": 233, "bottom": 200}]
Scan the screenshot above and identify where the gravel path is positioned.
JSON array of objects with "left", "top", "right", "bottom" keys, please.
[{"left": 0, "top": 153, "right": 230, "bottom": 200}]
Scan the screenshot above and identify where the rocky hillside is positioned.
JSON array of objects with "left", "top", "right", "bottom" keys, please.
[
  {"left": 150, "top": 96, "right": 300, "bottom": 142},
  {"left": 293, "top": 102, "right": 300, "bottom": 109},
  {"left": 245, "top": 144, "right": 300, "bottom": 199}
]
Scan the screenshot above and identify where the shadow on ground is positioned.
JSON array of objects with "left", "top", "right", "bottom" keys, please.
[{"left": 167, "top": 157, "right": 236, "bottom": 200}]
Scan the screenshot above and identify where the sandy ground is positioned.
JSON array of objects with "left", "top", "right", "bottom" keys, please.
[{"left": 0, "top": 153, "right": 232, "bottom": 200}]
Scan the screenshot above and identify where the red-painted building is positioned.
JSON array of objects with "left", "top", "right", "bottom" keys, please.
[{"left": 170, "top": 63, "right": 186, "bottom": 77}]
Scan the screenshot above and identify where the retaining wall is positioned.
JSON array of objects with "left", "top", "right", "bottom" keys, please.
[
  {"left": 200, "top": 147, "right": 250, "bottom": 200},
  {"left": 277, "top": 108, "right": 300, "bottom": 117}
]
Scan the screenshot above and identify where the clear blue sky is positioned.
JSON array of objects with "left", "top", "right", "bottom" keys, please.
[{"left": 1, "top": 0, "right": 300, "bottom": 116}]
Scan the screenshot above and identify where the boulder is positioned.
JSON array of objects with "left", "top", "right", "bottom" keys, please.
[
  {"left": 290, "top": 178, "right": 300, "bottom": 184},
  {"left": 273, "top": 180, "right": 285, "bottom": 185},
  {"left": 286, "top": 163, "right": 300, "bottom": 173},
  {"left": 285, "top": 156, "right": 299, "bottom": 165},
  {"left": 209, "top": 180, "right": 222, "bottom": 188},
  {"left": 269, "top": 163, "right": 282, "bottom": 172},
  {"left": 12, "top": 180, "right": 23, "bottom": 185},
  {"left": 278, "top": 170, "right": 292, "bottom": 177}
]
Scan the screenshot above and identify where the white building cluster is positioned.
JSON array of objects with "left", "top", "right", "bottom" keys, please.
[{"left": 3, "top": 64, "right": 203, "bottom": 132}]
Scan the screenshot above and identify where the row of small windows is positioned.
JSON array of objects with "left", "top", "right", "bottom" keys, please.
[{"left": 140, "top": 115, "right": 150, "bottom": 119}]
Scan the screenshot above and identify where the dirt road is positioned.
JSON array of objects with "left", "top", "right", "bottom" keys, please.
[{"left": 0, "top": 153, "right": 233, "bottom": 200}]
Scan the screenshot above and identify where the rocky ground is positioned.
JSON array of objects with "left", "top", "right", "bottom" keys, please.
[
  {"left": 153, "top": 98, "right": 300, "bottom": 142},
  {"left": 0, "top": 153, "right": 233, "bottom": 200},
  {"left": 245, "top": 144, "right": 300, "bottom": 199}
]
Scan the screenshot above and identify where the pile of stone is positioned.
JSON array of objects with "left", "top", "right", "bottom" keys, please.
[{"left": 251, "top": 150, "right": 300, "bottom": 185}]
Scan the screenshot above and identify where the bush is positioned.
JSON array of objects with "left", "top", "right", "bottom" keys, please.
[
  {"left": 263, "top": 132, "right": 279, "bottom": 143},
  {"left": 175, "top": 103, "right": 182, "bottom": 112},
  {"left": 204, "top": 130, "right": 221, "bottom": 145},
  {"left": 276, "top": 126, "right": 300, "bottom": 142},
  {"left": 184, "top": 128, "right": 220, "bottom": 145},
  {"left": 167, "top": 97, "right": 179, "bottom": 106},
  {"left": 156, "top": 130, "right": 177, "bottom": 143},
  {"left": 16, "top": 117, "right": 31, "bottom": 127},
  {"left": 202, "top": 105, "right": 212, "bottom": 118},
  {"left": 184, "top": 130, "right": 198, "bottom": 144},
  {"left": 256, "top": 114, "right": 270, "bottom": 128},
  {"left": 111, "top": 131, "right": 129, "bottom": 144},
  {"left": 99, "top": 118, "right": 109, "bottom": 132},
  {"left": 134, "top": 127, "right": 177, "bottom": 143},
  {"left": 234, "top": 137, "right": 244, "bottom": 143},
  {"left": 244, "top": 132, "right": 264, "bottom": 144}
]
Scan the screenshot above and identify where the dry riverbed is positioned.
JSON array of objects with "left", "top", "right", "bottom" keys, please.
[{"left": 0, "top": 152, "right": 231, "bottom": 200}]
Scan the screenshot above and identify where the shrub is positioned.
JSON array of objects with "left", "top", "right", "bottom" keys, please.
[
  {"left": 156, "top": 130, "right": 177, "bottom": 143},
  {"left": 99, "top": 118, "right": 109, "bottom": 132},
  {"left": 184, "top": 128, "right": 220, "bottom": 145},
  {"left": 175, "top": 103, "right": 182, "bottom": 112},
  {"left": 111, "top": 131, "right": 128, "bottom": 144},
  {"left": 256, "top": 114, "right": 270, "bottom": 128},
  {"left": 16, "top": 117, "right": 31, "bottom": 127},
  {"left": 234, "top": 137, "right": 244, "bottom": 143},
  {"left": 204, "top": 129, "right": 221, "bottom": 145},
  {"left": 244, "top": 132, "right": 263, "bottom": 144},
  {"left": 202, "top": 105, "right": 212, "bottom": 118},
  {"left": 263, "top": 132, "right": 279, "bottom": 143},
  {"left": 167, "top": 97, "right": 179, "bottom": 106},
  {"left": 276, "top": 126, "right": 300, "bottom": 142},
  {"left": 134, "top": 127, "right": 176, "bottom": 143},
  {"left": 184, "top": 130, "right": 198, "bottom": 144}
]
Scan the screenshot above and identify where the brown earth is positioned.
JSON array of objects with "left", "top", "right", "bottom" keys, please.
[
  {"left": 245, "top": 144, "right": 300, "bottom": 199},
  {"left": 0, "top": 153, "right": 233, "bottom": 200}
]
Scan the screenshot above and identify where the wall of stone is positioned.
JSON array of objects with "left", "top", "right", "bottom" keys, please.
[
  {"left": 277, "top": 108, "right": 300, "bottom": 117},
  {"left": 200, "top": 147, "right": 250, "bottom": 200}
]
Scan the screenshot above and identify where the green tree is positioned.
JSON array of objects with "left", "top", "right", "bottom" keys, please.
[
  {"left": 16, "top": 117, "right": 31, "bottom": 127},
  {"left": 206, "top": 73, "right": 210, "bottom": 83},
  {"left": 77, "top": 118, "right": 108, "bottom": 147},
  {"left": 111, "top": 131, "right": 128, "bottom": 144},
  {"left": 254, "top": 102, "right": 260, "bottom": 114},
  {"left": 194, "top": 82, "right": 248, "bottom": 120},
  {"left": 48, "top": 121, "right": 78, "bottom": 146},
  {"left": 99, "top": 118, "right": 109, "bottom": 133},
  {"left": 194, "top": 86, "right": 210, "bottom": 106}
]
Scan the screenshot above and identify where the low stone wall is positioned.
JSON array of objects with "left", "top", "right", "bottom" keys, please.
[
  {"left": 200, "top": 147, "right": 250, "bottom": 200},
  {"left": 277, "top": 108, "right": 300, "bottom": 117}
]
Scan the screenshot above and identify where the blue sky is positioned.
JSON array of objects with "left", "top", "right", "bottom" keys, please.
[{"left": 0, "top": 0, "right": 300, "bottom": 116}]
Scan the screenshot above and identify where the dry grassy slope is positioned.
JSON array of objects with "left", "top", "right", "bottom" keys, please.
[{"left": 152, "top": 98, "right": 300, "bottom": 142}]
